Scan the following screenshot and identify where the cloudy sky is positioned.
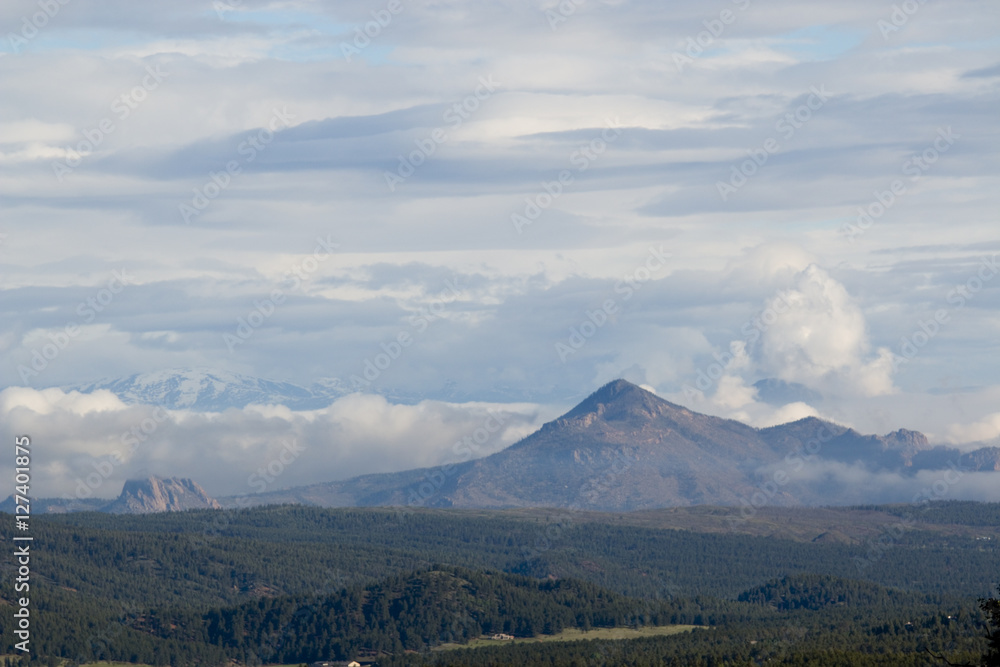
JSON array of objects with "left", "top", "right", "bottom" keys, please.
[{"left": 2, "top": 0, "right": 999, "bottom": 497}]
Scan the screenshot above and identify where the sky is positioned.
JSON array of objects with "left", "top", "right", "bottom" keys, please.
[{"left": 2, "top": 0, "right": 999, "bottom": 497}]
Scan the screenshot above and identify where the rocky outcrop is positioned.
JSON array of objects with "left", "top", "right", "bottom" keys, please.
[{"left": 102, "top": 476, "right": 221, "bottom": 514}]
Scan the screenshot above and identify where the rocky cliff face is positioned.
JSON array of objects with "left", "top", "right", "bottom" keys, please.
[{"left": 102, "top": 476, "right": 221, "bottom": 514}]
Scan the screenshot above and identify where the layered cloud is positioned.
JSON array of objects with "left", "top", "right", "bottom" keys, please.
[{"left": 1, "top": 0, "right": 998, "bottom": 482}]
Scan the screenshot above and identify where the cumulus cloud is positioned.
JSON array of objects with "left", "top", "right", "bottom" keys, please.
[
  {"left": 1, "top": 0, "right": 999, "bottom": 480},
  {"left": 0, "top": 388, "right": 544, "bottom": 499},
  {"left": 946, "top": 412, "right": 1000, "bottom": 446},
  {"left": 755, "top": 265, "right": 897, "bottom": 397}
]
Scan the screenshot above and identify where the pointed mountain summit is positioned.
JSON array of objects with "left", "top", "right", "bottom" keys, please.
[
  {"left": 561, "top": 379, "right": 685, "bottom": 422},
  {"left": 233, "top": 379, "right": 997, "bottom": 511},
  {"left": 239, "top": 380, "right": 811, "bottom": 510}
]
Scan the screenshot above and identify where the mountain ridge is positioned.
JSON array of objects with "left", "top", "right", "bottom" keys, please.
[
  {"left": 217, "top": 380, "right": 1000, "bottom": 510},
  {"left": 11, "top": 380, "right": 1000, "bottom": 513}
]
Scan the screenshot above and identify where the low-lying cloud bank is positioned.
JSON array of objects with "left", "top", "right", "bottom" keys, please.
[{"left": 0, "top": 387, "right": 546, "bottom": 499}]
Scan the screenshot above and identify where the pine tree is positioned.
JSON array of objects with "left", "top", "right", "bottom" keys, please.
[{"left": 982, "top": 586, "right": 1000, "bottom": 666}]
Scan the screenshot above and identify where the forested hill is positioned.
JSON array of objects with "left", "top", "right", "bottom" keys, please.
[
  {"left": 140, "top": 566, "right": 706, "bottom": 663},
  {"left": 0, "top": 503, "right": 997, "bottom": 665}
]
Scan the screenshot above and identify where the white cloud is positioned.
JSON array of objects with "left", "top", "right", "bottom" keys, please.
[
  {"left": 946, "top": 412, "right": 1000, "bottom": 446},
  {"left": 756, "top": 265, "right": 897, "bottom": 397},
  {"left": 0, "top": 387, "right": 544, "bottom": 498},
  {"left": 0, "top": 0, "right": 998, "bottom": 488}
]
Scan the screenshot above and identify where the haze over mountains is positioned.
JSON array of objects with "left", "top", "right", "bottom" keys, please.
[
  {"left": 232, "top": 380, "right": 1000, "bottom": 511},
  {"left": 64, "top": 368, "right": 358, "bottom": 411},
  {"left": 60, "top": 368, "right": 537, "bottom": 410},
  {"left": 0, "top": 475, "right": 220, "bottom": 514},
  {"left": 16, "top": 379, "right": 999, "bottom": 514}
]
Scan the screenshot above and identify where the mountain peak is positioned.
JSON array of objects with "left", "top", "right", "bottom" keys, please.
[
  {"left": 103, "top": 475, "right": 221, "bottom": 514},
  {"left": 561, "top": 379, "right": 684, "bottom": 422}
]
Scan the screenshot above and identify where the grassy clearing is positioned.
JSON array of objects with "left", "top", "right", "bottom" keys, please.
[{"left": 435, "top": 624, "right": 703, "bottom": 651}]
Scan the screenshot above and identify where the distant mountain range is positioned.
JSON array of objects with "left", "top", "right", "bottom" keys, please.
[
  {"left": 223, "top": 380, "right": 1000, "bottom": 511},
  {"left": 13, "top": 380, "right": 1000, "bottom": 514},
  {"left": 54, "top": 368, "right": 537, "bottom": 410},
  {"left": 60, "top": 368, "right": 355, "bottom": 411}
]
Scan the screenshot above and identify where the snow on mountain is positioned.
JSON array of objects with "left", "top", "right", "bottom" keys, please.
[
  {"left": 61, "top": 368, "right": 353, "bottom": 411},
  {"left": 53, "top": 369, "right": 529, "bottom": 411}
]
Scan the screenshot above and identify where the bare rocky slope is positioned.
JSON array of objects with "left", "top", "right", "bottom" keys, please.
[
  {"left": 225, "top": 380, "right": 1000, "bottom": 510},
  {"left": 101, "top": 476, "right": 221, "bottom": 513}
]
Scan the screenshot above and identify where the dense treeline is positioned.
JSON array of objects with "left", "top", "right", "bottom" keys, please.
[
  {"left": 0, "top": 504, "right": 997, "bottom": 665},
  {"left": 737, "top": 575, "right": 933, "bottom": 611},
  {"left": 851, "top": 501, "right": 1000, "bottom": 527},
  {"left": 29, "top": 505, "right": 1000, "bottom": 604},
  {"left": 141, "top": 566, "right": 730, "bottom": 663},
  {"left": 0, "top": 586, "right": 226, "bottom": 665},
  {"left": 982, "top": 585, "right": 1000, "bottom": 665},
  {"left": 385, "top": 579, "right": 993, "bottom": 667}
]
